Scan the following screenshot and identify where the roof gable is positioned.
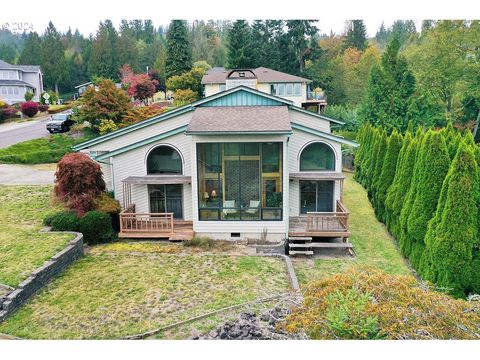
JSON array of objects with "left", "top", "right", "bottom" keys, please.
[
  {"left": 199, "top": 87, "right": 289, "bottom": 107},
  {"left": 201, "top": 66, "right": 311, "bottom": 84}
]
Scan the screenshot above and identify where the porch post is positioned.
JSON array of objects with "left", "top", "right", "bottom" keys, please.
[{"left": 340, "top": 179, "right": 344, "bottom": 202}]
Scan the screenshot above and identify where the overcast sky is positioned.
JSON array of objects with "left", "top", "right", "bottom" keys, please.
[{"left": 0, "top": 0, "right": 477, "bottom": 37}]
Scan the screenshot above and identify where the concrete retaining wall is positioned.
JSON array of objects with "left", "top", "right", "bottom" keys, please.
[{"left": 0, "top": 232, "right": 83, "bottom": 322}]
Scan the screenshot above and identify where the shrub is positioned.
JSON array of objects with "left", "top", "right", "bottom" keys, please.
[
  {"left": 38, "top": 104, "right": 49, "bottom": 112},
  {"left": 173, "top": 88, "right": 198, "bottom": 107},
  {"left": 95, "top": 192, "right": 121, "bottom": 214},
  {"left": 98, "top": 119, "right": 118, "bottom": 135},
  {"left": 54, "top": 152, "right": 105, "bottom": 216},
  {"left": 282, "top": 267, "right": 480, "bottom": 339},
  {"left": 183, "top": 236, "right": 215, "bottom": 249},
  {"left": 48, "top": 211, "right": 79, "bottom": 232},
  {"left": 20, "top": 101, "right": 39, "bottom": 117},
  {"left": 121, "top": 104, "right": 166, "bottom": 127},
  {"left": 24, "top": 91, "right": 34, "bottom": 101},
  {"left": 78, "top": 211, "right": 116, "bottom": 245}
]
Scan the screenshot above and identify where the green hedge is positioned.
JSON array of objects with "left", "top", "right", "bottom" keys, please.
[{"left": 45, "top": 210, "right": 116, "bottom": 245}]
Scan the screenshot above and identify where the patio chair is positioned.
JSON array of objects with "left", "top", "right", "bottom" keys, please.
[
  {"left": 245, "top": 200, "right": 260, "bottom": 214},
  {"left": 222, "top": 200, "right": 236, "bottom": 217}
]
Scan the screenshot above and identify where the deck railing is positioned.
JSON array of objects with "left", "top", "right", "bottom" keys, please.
[
  {"left": 306, "top": 201, "right": 349, "bottom": 232},
  {"left": 120, "top": 205, "right": 174, "bottom": 234}
]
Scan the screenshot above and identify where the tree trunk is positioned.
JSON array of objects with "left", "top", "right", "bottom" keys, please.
[{"left": 473, "top": 108, "right": 480, "bottom": 140}]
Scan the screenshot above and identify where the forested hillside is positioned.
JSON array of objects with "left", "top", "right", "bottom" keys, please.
[{"left": 0, "top": 19, "right": 479, "bottom": 132}]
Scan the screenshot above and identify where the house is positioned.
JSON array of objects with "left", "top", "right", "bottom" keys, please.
[
  {"left": 202, "top": 67, "right": 327, "bottom": 113},
  {"left": 73, "top": 73, "right": 356, "bottom": 247},
  {"left": 0, "top": 60, "right": 44, "bottom": 104}
]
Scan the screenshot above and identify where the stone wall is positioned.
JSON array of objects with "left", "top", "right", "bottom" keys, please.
[{"left": 0, "top": 232, "right": 83, "bottom": 322}]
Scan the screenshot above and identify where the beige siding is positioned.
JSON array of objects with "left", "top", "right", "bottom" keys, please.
[
  {"left": 89, "top": 112, "right": 193, "bottom": 153},
  {"left": 288, "top": 127, "right": 343, "bottom": 217},
  {"left": 111, "top": 132, "right": 193, "bottom": 219},
  {"left": 289, "top": 108, "right": 331, "bottom": 133}
]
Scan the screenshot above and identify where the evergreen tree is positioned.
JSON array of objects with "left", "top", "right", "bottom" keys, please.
[
  {"left": 406, "top": 130, "right": 450, "bottom": 268},
  {"left": 344, "top": 20, "right": 367, "bottom": 51},
  {"left": 165, "top": 20, "right": 192, "bottom": 79},
  {"left": 18, "top": 32, "right": 42, "bottom": 65},
  {"left": 283, "top": 20, "right": 319, "bottom": 74},
  {"left": 88, "top": 20, "right": 119, "bottom": 80},
  {"left": 41, "top": 22, "right": 67, "bottom": 93},
  {"left": 368, "top": 128, "right": 388, "bottom": 200},
  {"left": 118, "top": 20, "right": 139, "bottom": 71},
  {"left": 424, "top": 141, "right": 479, "bottom": 297},
  {"left": 227, "top": 20, "right": 254, "bottom": 69},
  {"left": 375, "top": 129, "right": 403, "bottom": 221},
  {"left": 385, "top": 131, "right": 415, "bottom": 235},
  {"left": 250, "top": 20, "right": 269, "bottom": 68},
  {"left": 359, "top": 36, "right": 416, "bottom": 132}
]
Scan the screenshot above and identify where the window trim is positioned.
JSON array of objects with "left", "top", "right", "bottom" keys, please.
[
  {"left": 299, "top": 141, "right": 337, "bottom": 172},
  {"left": 145, "top": 143, "right": 184, "bottom": 175}
]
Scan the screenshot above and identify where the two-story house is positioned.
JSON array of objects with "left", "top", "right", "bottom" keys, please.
[
  {"left": 74, "top": 68, "right": 355, "bottom": 254},
  {"left": 202, "top": 67, "right": 327, "bottom": 113},
  {"left": 0, "top": 60, "right": 44, "bottom": 104}
]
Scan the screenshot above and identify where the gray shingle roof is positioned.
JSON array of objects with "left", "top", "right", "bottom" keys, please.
[
  {"left": 186, "top": 106, "right": 292, "bottom": 134},
  {"left": 201, "top": 66, "right": 311, "bottom": 84},
  {"left": 0, "top": 60, "right": 41, "bottom": 72}
]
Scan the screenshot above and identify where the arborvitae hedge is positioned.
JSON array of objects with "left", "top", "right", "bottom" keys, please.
[
  {"left": 384, "top": 131, "right": 413, "bottom": 233},
  {"left": 354, "top": 125, "right": 479, "bottom": 297},
  {"left": 406, "top": 131, "right": 450, "bottom": 269},
  {"left": 424, "top": 142, "right": 479, "bottom": 297},
  {"left": 369, "top": 129, "right": 388, "bottom": 202},
  {"left": 375, "top": 129, "right": 403, "bottom": 222}
]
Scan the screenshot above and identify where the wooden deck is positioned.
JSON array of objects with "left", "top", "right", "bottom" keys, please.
[
  {"left": 288, "top": 201, "right": 350, "bottom": 240},
  {"left": 118, "top": 205, "right": 194, "bottom": 240}
]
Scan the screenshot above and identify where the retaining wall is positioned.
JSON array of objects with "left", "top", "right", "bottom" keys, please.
[{"left": 0, "top": 232, "right": 83, "bottom": 321}]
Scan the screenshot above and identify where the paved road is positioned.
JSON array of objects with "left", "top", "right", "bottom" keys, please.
[
  {"left": 0, "top": 164, "right": 55, "bottom": 185},
  {"left": 0, "top": 117, "right": 51, "bottom": 149}
]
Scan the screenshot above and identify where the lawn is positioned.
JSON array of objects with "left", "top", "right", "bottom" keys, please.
[
  {"left": 0, "top": 243, "right": 290, "bottom": 339},
  {"left": 0, "top": 186, "right": 72, "bottom": 287},
  {"left": 0, "top": 132, "right": 95, "bottom": 164},
  {"left": 293, "top": 172, "right": 411, "bottom": 285}
]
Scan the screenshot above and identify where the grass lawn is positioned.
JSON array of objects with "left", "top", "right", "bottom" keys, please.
[
  {"left": 0, "top": 132, "right": 95, "bottom": 164},
  {"left": 0, "top": 243, "right": 290, "bottom": 339},
  {"left": 293, "top": 172, "right": 410, "bottom": 285},
  {"left": 0, "top": 186, "right": 72, "bottom": 287}
]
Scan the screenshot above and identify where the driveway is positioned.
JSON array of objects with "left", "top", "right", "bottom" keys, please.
[
  {"left": 0, "top": 164, "right": 55, "bottom": 185},
  {"left": 0, "top": 117, "right": 51, "bottom": 149}
]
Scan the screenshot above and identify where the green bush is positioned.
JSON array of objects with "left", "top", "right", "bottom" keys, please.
[
  {"left": 49, "top": 211, "right": 79, "bottom": 232},
  {"left": 78, "top": 211, "right": 116, "bottom": 245},
  {"left": 183, "top": 236, "right": 215, "bottom": 249}
]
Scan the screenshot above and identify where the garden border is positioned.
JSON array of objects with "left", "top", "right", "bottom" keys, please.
[{"left": 0, "top": 231, "right": 83, "bottom": 322}]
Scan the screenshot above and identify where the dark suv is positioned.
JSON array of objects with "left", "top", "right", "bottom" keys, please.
[{"left": 46, "top": 113, "right": 74, "bottom": 133}]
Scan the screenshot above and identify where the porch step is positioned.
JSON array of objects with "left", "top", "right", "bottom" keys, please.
[
  {"left": 287, "top": 236, "right": 313, "bottom": 256},
  {"left": 289, "top": 242, "right": 353, "bottom": 249},
  {"left": 169, "top": 230, "right": 194, "bottom": 241},
  {"left": 288, "top": 250, "right": 314, "bottom": 256}
]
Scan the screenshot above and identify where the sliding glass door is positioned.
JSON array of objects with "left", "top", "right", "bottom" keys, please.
[
  {"left": 148, "top": 184, "right": 183, "bottom": 219},
  {"left": 300, "top": 180, "right": 334, "bottom": 214}
]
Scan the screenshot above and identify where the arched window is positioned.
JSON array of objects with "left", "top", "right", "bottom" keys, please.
[
  {"left": 300, "top": 142, "right": 335, "bottom": 171},
  {"left": 147, "top": 146, "right": 183, "bottom": 174}
]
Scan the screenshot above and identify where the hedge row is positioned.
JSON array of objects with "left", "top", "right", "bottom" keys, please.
[{"left": 355, "top": 123, "right": 480, "bottom": 297}]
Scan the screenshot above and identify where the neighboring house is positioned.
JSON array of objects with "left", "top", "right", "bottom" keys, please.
[
  {"left": 0, "top": 60, "right": 43, "bottom": 104},
  {"left": 202, "top": 67, "right": 327, "bottom": 113},
  {"left": 74, "top": 77, "right": 356, "bottom": 245}
]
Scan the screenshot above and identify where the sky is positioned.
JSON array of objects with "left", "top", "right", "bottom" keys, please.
[{"left": 0, "top": 0, "right": 477, "bottom": 37}]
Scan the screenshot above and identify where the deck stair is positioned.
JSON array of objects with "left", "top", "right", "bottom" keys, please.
[{"left": 288, "top": 236, "right": 313, "bottom": 256}]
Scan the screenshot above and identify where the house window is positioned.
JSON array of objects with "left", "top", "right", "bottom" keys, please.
[
  {"left": 277, "top": 83, "right": 285, "bottom": 96},
  {"left": 219, "top": 84, "right": 226, "bottom": 92},
  {"left": 197, "top": 142, "right": 283, "bottom": 221},
  {"left": 300, "top": 142, "right": 335, "bottom": 171},
  {"left": 286, "top": 83, "right": 293, "bottom": 96},
  {"left": 9, "top": 71, "right": 16, "bottom": 79},
  {"left": 13, "top": 87, "right": 18, "bottom": 95},
  {"left": 147, "top": 145, "right": 183, "bottom": 174},
  {"left": 294, "top": 83, "right": 302, "bottom": 96}
]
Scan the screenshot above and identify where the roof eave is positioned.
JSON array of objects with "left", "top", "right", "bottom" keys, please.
[{"left": 185, "top": 130, "right": 293, "bottom": 136}]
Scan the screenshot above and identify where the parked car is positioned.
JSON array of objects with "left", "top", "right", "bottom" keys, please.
[{"left": 46, "top": 113, "right": 74, "bottom": 133}]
